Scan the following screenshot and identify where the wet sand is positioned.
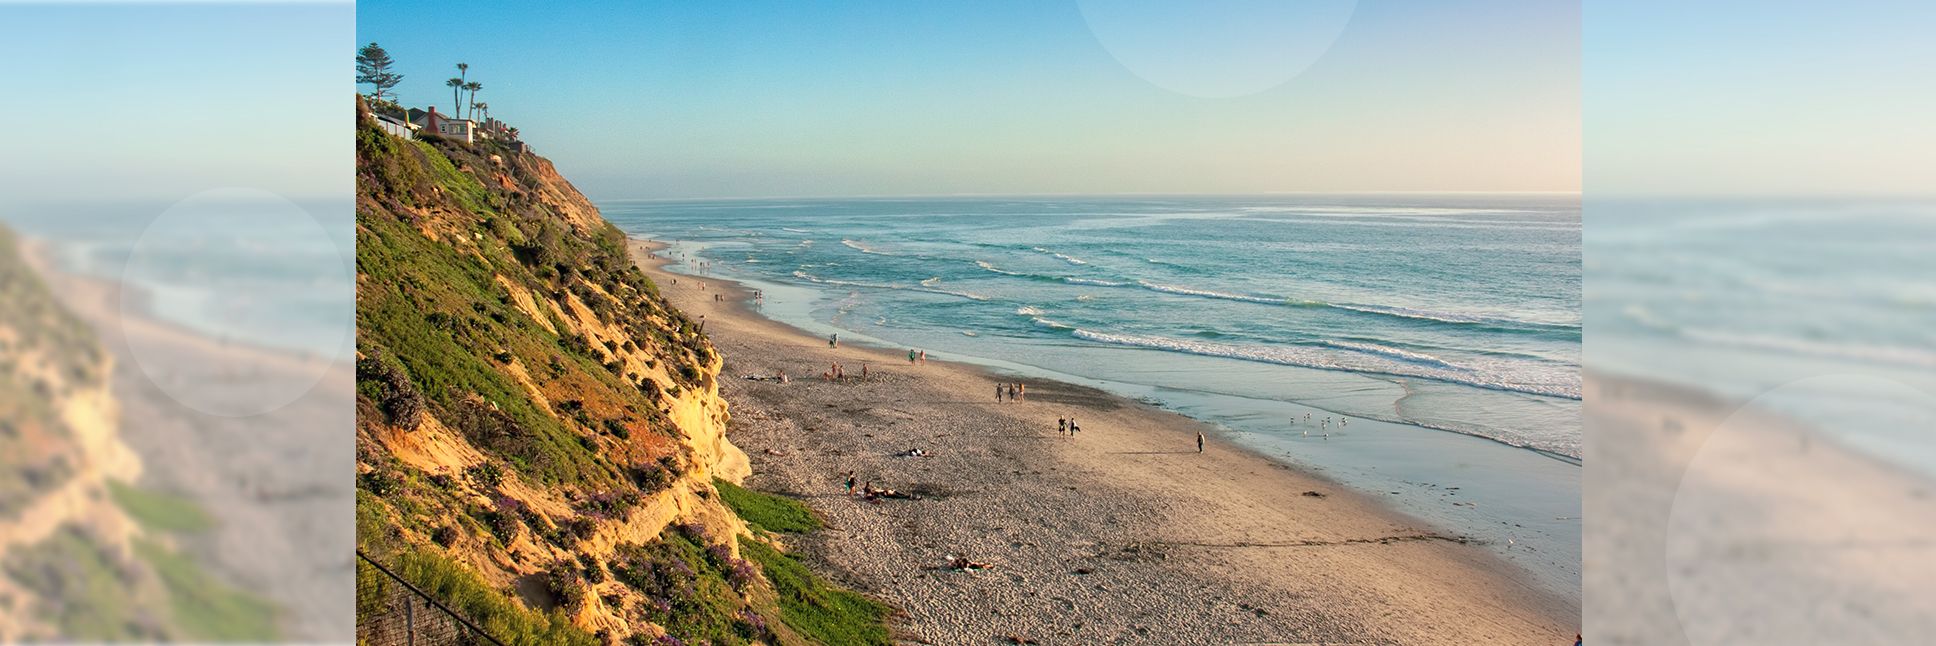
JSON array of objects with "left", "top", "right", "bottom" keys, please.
[{"left": 637, "top": 239, "right": 1576, "bottom": 645}]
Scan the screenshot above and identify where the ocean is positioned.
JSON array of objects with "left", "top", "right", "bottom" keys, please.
[
  {"left": 605, "top": 194, "right": 1584, "bottom": 596},
  {"left": 1587, "top": 199, "right": 1936, "bottom": 479},
  {"left": 5, "top": 198, "right": 355, "bottom": 361}
]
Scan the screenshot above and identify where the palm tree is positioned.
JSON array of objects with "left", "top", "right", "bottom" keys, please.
[
  {"left": 446, "top": 77, "right": 464, "bottom": 115},
  {"left": 463, "top": 82, "right": 483, "bottom": 119},
  {"left": 456, "top": 62, "right": 468, "bottom": 85},
  {"left": 472, "top": 102, "right": 490, "bottom": 125}
]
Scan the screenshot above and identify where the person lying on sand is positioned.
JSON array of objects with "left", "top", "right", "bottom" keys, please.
[
  {"left": 860, "top": 483, "right": 919, "bottom": 501},
  {"left": 945, "top": 555, "right": 994, "bottom": 572},
  {"left": 901, "top": 448, "right": 930, "bottom": 458}
]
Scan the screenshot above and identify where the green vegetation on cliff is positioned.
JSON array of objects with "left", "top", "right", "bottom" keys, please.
[
  {"left": 353, "top": 97, "right": 889, "bottom": 644},
  {"left": 715, "top": 479, "right": 821, "bottom": 535}
]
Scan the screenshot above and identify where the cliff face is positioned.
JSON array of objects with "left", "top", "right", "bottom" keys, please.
[{"left": 353, "top": 99, "right": 779, "bottom": 643}]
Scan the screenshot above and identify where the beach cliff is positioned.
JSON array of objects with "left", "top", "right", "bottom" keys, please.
[{"left": 352, "top": 97, "right": 882, "bottom": 645}]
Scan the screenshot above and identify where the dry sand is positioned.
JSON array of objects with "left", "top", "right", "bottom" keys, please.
[
  {"left": 1584, "top": 373, "right": 1936, "bottom": 645},
  {"left": 26, "top": 241, "right": 355, "bottom": 642},
  {"left": 636, "top": 240, "right": 1576, "bottom": 645}
]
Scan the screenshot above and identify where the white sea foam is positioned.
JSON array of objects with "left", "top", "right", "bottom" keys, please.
[
  {"left": 1032, "top": 247, "right": 1088, "bottom": 265},
  {"left": 1070, "top": 329, "right": 1580, "bottom": 399},
  {"left": 841, "top": 239, "right": 893, "bottom": 255},
  {"left": 1135, "top": 280, "right": 1282, "bottom": 305}
]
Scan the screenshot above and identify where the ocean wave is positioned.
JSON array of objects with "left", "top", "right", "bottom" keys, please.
[
  {"left": 1684, "top": 328, "right": 1936, "bottom": 370},
  {"left": 1012, "top": 305, "right": 1075, "bottom": 330},
  {"left": 841, "top": 239, "right": 894, "bottom": 255},
  {"left": 1135, "top": 280, "right": 1284, "bottom": 305},
  {"left": 975, "top": 260, "right": 1026, "bottom": 276},
  {"left": 1032, "top": 247, "right": 1088, "bottom": 265},
  {"left": 1332, "top": 302, "right": 1579, "bottom": 331},
  {"left": 1320, "top": 340, "right": 1461, "bottom": 369},
  {"left": 792, "top": 270, "right": 989, "bottom": 301},
  {"left": 919, "top": 276, "right": 941, "bottom": 287},
  {"left": 1064, "top": 277, "right": 1126, "bottom": 287},
  {"left": 1070, "top": 329, "right": 1581, "bottom": 399},
  {"left": 780, "top": 227, "right": 811, "bottom": 233}
]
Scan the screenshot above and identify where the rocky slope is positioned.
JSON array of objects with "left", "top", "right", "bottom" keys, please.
[
  {"left": 0, "top": 226, "right": 272, "bottom": 641},
  {"left": 353, "top": 98, "right": 879, "bottom": 645}
]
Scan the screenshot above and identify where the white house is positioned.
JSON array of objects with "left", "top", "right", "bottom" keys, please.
[
  {"left": 410, "top": 106, "right": 475, "bottom": 144},
  {"left": 369, "top": 112, "right": 418, "bottom": 140}
]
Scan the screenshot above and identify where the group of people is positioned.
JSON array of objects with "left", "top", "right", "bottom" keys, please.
[
  {"left": 1057, "top": 416, "right": 1081, "bottom": 437},
  {"left": 996, "top": 382, "right": 1026, "bottom": 402},
  {"left": 906, "top": 348, "right": 927, "bottom": 364},
  {"left": 841, "top": 470, "right": 917, "bottom": 501},
  {"left": 823, "top": 362, "right": 868, "bottom": 381}
]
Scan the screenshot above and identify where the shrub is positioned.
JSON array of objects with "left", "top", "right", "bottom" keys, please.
[{"left": 356, "top": 351, "right": 427, "bottom": 430}]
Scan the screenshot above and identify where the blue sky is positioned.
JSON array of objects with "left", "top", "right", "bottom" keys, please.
[
  {"left": 1587, "top": 1, "right": 1936, "bottom": 197},
  {"left": 359, "top": 1, "right": 1581, "bottom": 199},
  {"left": 0, "top": 2, "right": 350, "bottom": 206}
]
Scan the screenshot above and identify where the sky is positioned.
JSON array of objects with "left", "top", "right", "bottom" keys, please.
[
  {"left": 0, "top": 2, "right": 350, "bottom": 208},
  {"left": 3, "top": 2, "right": 1926, "bottom": 203},
  {"left": 1587, "top": 0, "right": 1936, "bottom": 198},
  {"left": 358, "top": 1, "right": 1582, "bottom": 200}
]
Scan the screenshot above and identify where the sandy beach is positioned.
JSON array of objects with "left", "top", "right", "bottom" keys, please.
[
  {"left": 1584, "top": 373, "right": 1936, "bottom": 645},
  {"left": 633, "top": 239, "right": 1576, "bottom": 645},
  {"left": 24, "top": 240, "right": 355, "bottom": 642}
]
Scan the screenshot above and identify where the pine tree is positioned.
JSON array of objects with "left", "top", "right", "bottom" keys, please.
[{"left": 354, "top": 42, "right": 403, "bottom": 101}]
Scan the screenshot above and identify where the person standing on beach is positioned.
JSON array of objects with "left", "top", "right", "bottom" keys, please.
[
  {"left": 1058, "top": 417, "right": 1067, "bottom": 435},
  {"left": 909, "top": 349, "right": 918, "bottom": 365},
  {"left": 830, "top": 333, "right": 839, "bottom": 349},
  {"left": 843, "top": 471, "right": 856, "bottom": 495},
  {"left": 919, "top": 350, "right": 927, "bottom": 364},
  {"left": 1197, "top": 432, "right": 1205, "bottom": 453},
  {"left": 1017, "top": 383, "right": 1026, "bottom": 401}
]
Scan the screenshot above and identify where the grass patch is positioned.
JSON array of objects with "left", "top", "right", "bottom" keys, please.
[
  {"left": 108, "top": 480, "right": 214, "bottom": 534},
  {"left": 135, "top": 538, "right": 278, "bottom": 641},
  {"left": 714, "top": 479, "right": 820, "bottom": 534},
  {"left": 739, "top": 537, "right": 892, "bottom": 646},
  {"left": 384, "top": 548, "right": 596, "bottom": 646}
]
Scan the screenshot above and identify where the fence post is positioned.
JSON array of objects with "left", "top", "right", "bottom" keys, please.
[{"left": 406, "top": 595, "right": 416, "bottom": 645}]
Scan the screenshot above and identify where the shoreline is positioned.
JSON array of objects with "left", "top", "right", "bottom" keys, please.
[
  {"left": 643, "top": 236, "right": 1581, "bottom": 599},
  {"left": 1584, "top": 370, "right": 1936, "bottom": 643},
  {"left": 633, "top": 238, "right": 1577, "bottom": 644}
]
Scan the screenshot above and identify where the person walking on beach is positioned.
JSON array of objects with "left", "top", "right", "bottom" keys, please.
[
  {"left": 918, "top": 350, "right": 927, "bottom": 364},
  {"left": 1017, "top": 383, "right": 1026, "bottom": 401},
  {"left": 830, "top": 333, "right": 839, "bottom": 349},
  {"left": 860, "top": 364, "right": 869, "bottom": 379},
  {"left": 909, "top": 349, "right": 918, "bottom": 365},
  {"left": 1058, "top": 417, "right": 1067, "bottom": 435},
  {"left": 1197, "top": 432, "right": 1205, "bottom": 453},
  {"left": 1070, "top": 418, "right": 1079, "bottom": 437}
]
